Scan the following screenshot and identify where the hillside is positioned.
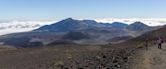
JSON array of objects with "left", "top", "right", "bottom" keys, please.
[
  {"left": 126, "top": 22, "right": 150, "bottom": 31},
  {"left": 0, "top": 25, "right": 165, "bottom": 69},
  {"left": 113, "top": 26, "right": 165, "bottom": 48}
]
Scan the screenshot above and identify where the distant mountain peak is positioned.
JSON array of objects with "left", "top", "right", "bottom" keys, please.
[
  {"left": 127, "top": 21, "right": 150, "bottom": 31},
  {"left": 60, "top": 18, "right": 76, "bottom": 23},
  {"left": 132, "top": 21, "right": 148, "bottom": 26},
  {"left": 65, "top": 18, "right": 74, "bottom": 21},
  {"left": 35, "top": 18, "right": 99, "bottom": 32}
]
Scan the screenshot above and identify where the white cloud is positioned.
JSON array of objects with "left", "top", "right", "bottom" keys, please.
[
  {"left": 0, "top": 20, "right": 56, "bottom": 36},
  {"left": 95, "top": 18, "right": 166, "bottom": 26}
]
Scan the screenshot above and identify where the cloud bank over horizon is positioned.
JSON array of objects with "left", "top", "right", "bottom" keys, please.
[{"left": 95, "top": 18, "right": 166, "bottom": 26}]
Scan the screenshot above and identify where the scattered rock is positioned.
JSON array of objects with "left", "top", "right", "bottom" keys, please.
[{"left": 48, "top": 48, "right": 136, "bottom": 69}]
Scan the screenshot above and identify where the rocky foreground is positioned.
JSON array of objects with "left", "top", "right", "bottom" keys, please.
[
  {"left": 0, "top": 45, "right": 138, "bottom": 69},
  {"left": 48, "top": 48, "right": 136, "bottom": 69}
]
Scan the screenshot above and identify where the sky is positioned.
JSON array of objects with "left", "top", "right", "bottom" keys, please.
[{"left": 0, "top": 0, "right": 166, "bottom": 20}]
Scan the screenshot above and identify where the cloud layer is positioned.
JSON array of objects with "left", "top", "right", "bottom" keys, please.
[{"left": 95, "top": 18, "right": 166, "bottom": 26}]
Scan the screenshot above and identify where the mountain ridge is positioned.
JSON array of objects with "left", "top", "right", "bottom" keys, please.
[
  {"left": 0, "top": 18, "right": 157, "bottom": 47},
  {"left": 35, "top": 18, "right": 152, "bottom": 32}
]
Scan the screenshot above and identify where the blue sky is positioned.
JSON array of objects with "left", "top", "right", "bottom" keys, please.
[{"left": 0, "top": 0, "right": 166, "bottom": 20}]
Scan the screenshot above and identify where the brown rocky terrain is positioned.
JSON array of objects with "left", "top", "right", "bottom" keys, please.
[{"left": 0, "top": 45, "right": 136, "bottom": 69}]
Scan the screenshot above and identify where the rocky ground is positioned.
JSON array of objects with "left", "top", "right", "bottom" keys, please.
[
  {"left": 0, "top": 45, "right": 138, "bottom": 69},
  {"left": 47, "top": 48, "right": 135, "bottom": 69},
  {"left": 130, "top": 43, "right": 166, "bottom": 69}
]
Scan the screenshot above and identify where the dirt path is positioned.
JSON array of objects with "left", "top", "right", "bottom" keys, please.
[{"left": 131, "top": 43, "right": 166, "bottom": 69}]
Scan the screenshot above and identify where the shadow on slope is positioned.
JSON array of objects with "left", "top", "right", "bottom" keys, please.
[{"left": 113, "top": 26, "right": 166, "bottom": 48}]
